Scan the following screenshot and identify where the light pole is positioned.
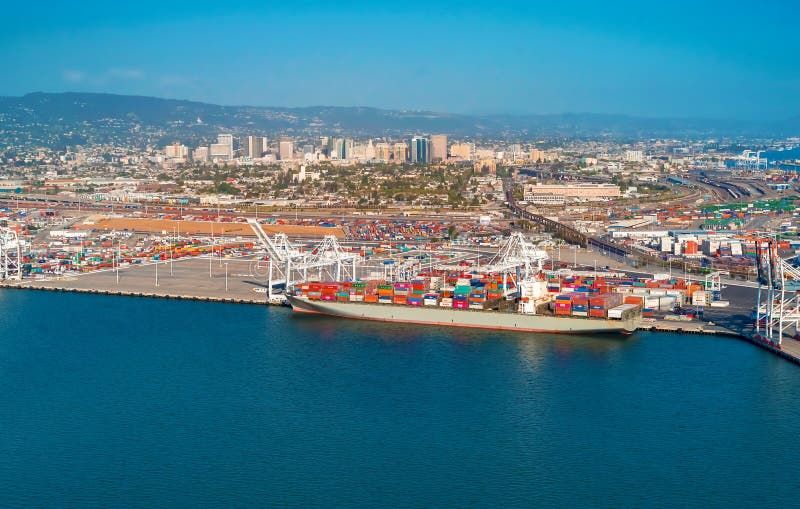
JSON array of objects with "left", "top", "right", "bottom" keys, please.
[
  {"left": 171, "top": 226, "right": 176, "bottom": 276},
  {"left": 116, "top": 241, "right": 120, "bottom": 285},
  {"left": 225, "top": 262, "right": 229, "bottom": 292},
  {"left": 155, "top": 258, "right": 159, "bottom": 287}
]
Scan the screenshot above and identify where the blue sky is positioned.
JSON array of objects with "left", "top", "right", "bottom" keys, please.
[{"left": 1, "top": 0, "right": 798, "bottom": 118}]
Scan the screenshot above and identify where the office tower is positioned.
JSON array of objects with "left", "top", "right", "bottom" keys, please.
[
  {"left": 279, "top": 139, "right": 294, "bottom": 160},
  {"left": 164, "top": 142, "right": 188, "bottom": 159},
  {"left": 193, "top": 146, "right": 210, "bottom": 162},
  {"left": 210, "top": 133, "right": 234, "bottom": 160},
  {"left": 430, "top": 134, "right": 448, "bottom": 161},
  {"left": 375, "top": 142, "right": 391, "bottom": 162},
  {"left": 246, "top": 136, "right": 267, "bottom": 158},
  {"left": 217, "top": 134, "right": 234, "bottom": 150},
  {"left": 410, "top": 137, "right": 430, "bottom": 163},
  {"left": 529, "top": 149, "right": 545, "bottom": 163},
  {"left": 392, "top": 142, "right": 408, "bottom": 163},
  {"left": 450, "top": 142, "right": 473, "bottom": 160},
  {"left": 365, "top": 140, "right": 376, "bottom": 160}
]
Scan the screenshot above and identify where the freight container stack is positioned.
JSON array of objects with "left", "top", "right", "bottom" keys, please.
[
  {"left": 555, "top": 295, "right": 572, "bottom": 315},
  {"left": 588, "top": 293, "right": 623, "bottom": 318},
  {"left": 570, "top": 293, "right": 588, "bottom": 317}
]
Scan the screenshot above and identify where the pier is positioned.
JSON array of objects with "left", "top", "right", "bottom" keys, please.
[
  {"left": 2, "top": 256, "right": 800, "bottom": 367},
  {"left": 1, "top": 256, "right": 277, "bottom": 306}
]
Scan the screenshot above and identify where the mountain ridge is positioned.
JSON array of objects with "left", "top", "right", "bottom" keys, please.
[{"left": 1, "top": 92, "right": 797, "bottom": 149}]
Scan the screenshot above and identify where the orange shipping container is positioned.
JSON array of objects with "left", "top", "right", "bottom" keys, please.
[{"left": 624, "top": 296, "right": 644, "bottom": 306}]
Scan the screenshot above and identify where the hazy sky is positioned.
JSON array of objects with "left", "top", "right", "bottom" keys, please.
[{"left": 2, "top": 0, "right": 798, "bottom": 118}]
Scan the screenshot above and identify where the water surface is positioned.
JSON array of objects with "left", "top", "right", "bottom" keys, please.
[{"left": 0, "top": 290, "right": 797, "bottom": 507}]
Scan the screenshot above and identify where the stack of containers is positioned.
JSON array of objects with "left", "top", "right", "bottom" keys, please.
[
  {"left": 377, "top": 283, "right": 393, "bottom": 304},
  {"left": 439, "top": 294, "right": 454, "bottom": 307},
  {"left": 410, "top": 279, "right": 427, "bottom": 305},
  {"left": 453, "top": 284, "right": 470, "bottom": 309},
  {"left": 393, "top": 283, "right": 408, "bottom": 305},
  {"left": 588, "top": 293, "right": 623, "bottom": 318},
  {"left": 349, "top": 282, "right": 366, "bottom": 302},
  {"left": 570, "top": 293, "right": 589, "bottom": 317},
  {"left": 321, "top": 284, "right": 338, "bottom": 301},
  {"left": 468, "top": 284, "right": 486, "bottom": 310},
  {"left": 424, "top": 293, "right": 439, "bottom": 306},
  {"left": 487, "top": 281, "right": 503, "bottom": 301},
  {"left": 555, "top": 295, "right": 572, "bottom": 315}
]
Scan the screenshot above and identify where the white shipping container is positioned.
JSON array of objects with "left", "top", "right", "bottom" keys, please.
[
  {"left": 649, "top": 288, "right": 667, "bottom": 296},
  {"left": 607, "top": 304, "right": 639, "bottom": 319},
  {"left": 644, "top": 297, "right": 661, "bottom": 309},
  {"left": 659, "top": 296, "right": 677, "bottom": 310}
]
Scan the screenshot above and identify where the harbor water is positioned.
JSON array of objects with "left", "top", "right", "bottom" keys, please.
[{"left": 0, "top": 289, "right": 798, "bottom": 508}]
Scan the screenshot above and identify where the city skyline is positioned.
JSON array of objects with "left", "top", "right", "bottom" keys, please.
[{"left": 1, "top": 1, "right": 799, "bottom": 119}]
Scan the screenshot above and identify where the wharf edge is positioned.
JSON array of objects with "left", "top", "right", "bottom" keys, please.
[{"left": 2, "top": 281, "right": 799, "bottom": 367}]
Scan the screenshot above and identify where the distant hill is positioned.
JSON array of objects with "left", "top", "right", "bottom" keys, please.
[{"left": 0, "top": 92, "right": 797, "bottom": 149}]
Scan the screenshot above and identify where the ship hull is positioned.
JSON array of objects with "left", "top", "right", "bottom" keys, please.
[{"left": 288, "top": 296, "right": 639, "bottom": 335}]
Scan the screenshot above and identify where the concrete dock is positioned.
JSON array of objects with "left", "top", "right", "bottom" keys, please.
[{"left": 2, "top": 255, "right": 275, "bottom": 305}]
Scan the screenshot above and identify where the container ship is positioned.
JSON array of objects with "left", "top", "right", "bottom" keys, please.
[{"left": 287, "top": 274, "right": 642, "bottom": 335}]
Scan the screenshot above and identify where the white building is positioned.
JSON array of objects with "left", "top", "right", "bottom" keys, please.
[{"left": 625, "top": 150, "right": 644, "bottom": 163}]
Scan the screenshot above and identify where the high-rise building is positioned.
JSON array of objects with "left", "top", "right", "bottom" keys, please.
[
  {"left": 193, "top": 146, "right": 210, "bottom": 162},
  {"left": 209, "top": 144, "right": 233, "bottom": 160},
  {"left": 430, "top": 134, "right": 448, "bottom": 161},
  {"left": 245, "top": 136, "right": 267, "bottom": 158},
  {"left": 392, "top": 142, "right": 408, "bottom": 163},
  {"left": 410, "top": 137, "right": 430, "bottom": 164},
  {"left": 164, "top": 142, "right": 189, "bottom": 160},
  {"left": 217, "top": 134, "right": 234, "bottom": 151},
  {"left": 529, "top": 149, "right": 545, "bottom": 163},
  {"left": 331, "top": 138, "right": 346, "bottom": 160},
  {"left": 210, "top": 133, "right": 234, "bottom": 161},
  {"left": 375, "top": 142, "right": 391, "bottom": 162},
  {"left": 279, "top": 139, "right": 294, "bottom": 160},
  {"left": 365, "top": 140, "right": 376, "bottom": 160},
  {"left": 449, "top": 142, "right": 473, "bottom": 161}
]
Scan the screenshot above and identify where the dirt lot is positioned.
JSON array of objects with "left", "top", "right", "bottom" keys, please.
[{"left": 75, "top": 217, "right": 345, "bottom": 238}]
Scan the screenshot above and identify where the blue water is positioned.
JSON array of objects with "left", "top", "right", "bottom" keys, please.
[
  {"left": 763, "top": 147, "right": 800, "bottom": 165},
  {"left": 0, "top": 290, "right": 798, "bottom": 508}
]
